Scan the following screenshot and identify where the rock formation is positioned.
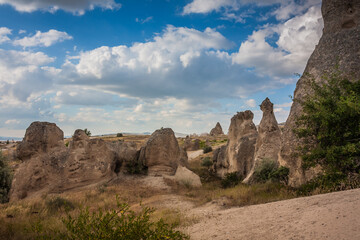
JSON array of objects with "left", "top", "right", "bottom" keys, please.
[
  {"left": 213, "top": 111, "right": 258, "bottom": 178},
  {"left": 10, "top": 123, "right": 190, "bottom": 201},
  {"left": 243, "top": 98, "right": 281, "bottom": 183},
  {"left": 139, "top": 128, "right": 188, "bottom": 176},
  {"left": 210, "top": 122, "right": 224, "bottom": 136},
  {"left": 183, "top": 136, "right": 200, "bottom": 151},
  {"left": 16, "top": 121, "right": 64, "bottom": 161},
  {"left": 174, "top": 166, "right": 202, "bottom": 188},
  {"left": 280, "top": 0, "right": 360, "bottom": 186}
]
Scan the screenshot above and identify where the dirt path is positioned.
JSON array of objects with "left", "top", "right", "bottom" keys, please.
[{"left": 185, "top": 188, "right": 360, "bottom": 240}]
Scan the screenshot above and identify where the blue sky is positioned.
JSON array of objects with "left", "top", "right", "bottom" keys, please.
[{"left": 0, "top": 0, "right": 323, "bottom": 137}]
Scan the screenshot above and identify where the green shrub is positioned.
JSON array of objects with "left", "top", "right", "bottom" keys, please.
[
  {"left": 125, "top": 162, "right": 147, "bottom": 175},
  {"left": 203, "top": 146, "right": 212, "bottom": 154},
  {"left": 46, "top": 197, "right": 75, "bottom": 214},
  {"left": 116, "top": 133, "right": 123, "bottom": 137},
  {"left": 34, "top": 199, "right": 189, "bottom": 240},
  {"left": 65, "top": 142, "right": 69, "bottom": 147},
  {"left": 294, "top": 72, "right": 360, "bottom": 190},
  {"left": 253, "top": 159, "right": 289, "bottom": 184},
  {"left": 221, "top": 172, "right": 242, "bottom": 188},
  {"left": 201, "top": 157, "right": 213, "bottom": 167},
  {"left": 0, "top": 152, "right": 12, "bottom": 203},
  {"left": 84, "top": 128, "right": 91, "bottom": 137}
]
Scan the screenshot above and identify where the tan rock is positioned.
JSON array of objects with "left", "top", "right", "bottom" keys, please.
[
  {"left": 16, "top": 121, "right": 64, "bottom": 161},
  {"left": 210, "top": 122, "right": 224, "bottom": 136},
  {"left": 214, "top": 111, "right": 258, "bottom": 178},
  {"left": 243, "top": 98, "right": 281, "bottom": 183},
  {"left": 139, "top": 128, "right": 188, "bottom": 176},
  {"left": 174, "top": 166, "right": 202, "bottom": 188},
  {"left": 280, "top": 0, "right": 360, "bottom": 186}
]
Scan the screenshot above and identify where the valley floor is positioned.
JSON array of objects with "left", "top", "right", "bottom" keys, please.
[{"left": 185, "top": 188, "right": 360, "bottom": 240}]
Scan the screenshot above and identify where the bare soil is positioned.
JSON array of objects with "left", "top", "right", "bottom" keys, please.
[{"left": 184, "top": 188, "right": 360, "bottom": 240}]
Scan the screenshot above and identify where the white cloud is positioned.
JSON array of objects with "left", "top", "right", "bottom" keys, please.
[
  {"left": 183, "top": 0, "right": 321, "bottom": 22},
  {"left": 0, "top": 0, "right": 121, "bottom": 15},
  {"left": 13, "top": 29, "right": 72, "bottom": 48},
  {"left": 136, "top": 16, "right": 153, "bottom": 24},
  {"left": 0, "top": 27, "right": 11, "bottom": 44},
  {"left": 245, "top": 99, "right": 256, "bottom": 108},
  {"left": 5, "top": 119, "right": 20, "bottom": 125},
  {"left": 232, "top": 5, "right": 323, "bottom": 79}
]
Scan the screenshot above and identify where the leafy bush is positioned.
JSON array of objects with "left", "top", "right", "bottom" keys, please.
[
  {"left": 125, "top": 162, "right": 147, "bottom": 175},
  {"left": 201, "top": 157, "right": 213, "bottom": 167},
  {"left": 46, "top": 197, "right": 75, "bottom": 214},
  {"left": 0, "top": 152, "right": 12, "bottom": 203},
  {"left": 84, "top": 128, "right": 92, "bottom": 137},
  {"left": 221, "top": 172, "right": 242, "bottom": 188},
  {"left": 34, "top": 200, "right": 189, "bottom": 240},
  {"left": 294, "top": 72, "right": 360, "bottom": 190},
  {"left": 203, "top": 146, "right": 212, "bottom": 154},
  {"left": 116, "top": 133, "right": 123, "bottom": 137},
  {"left": 253, "top": 159, "right": 289, "bottom": 184}
]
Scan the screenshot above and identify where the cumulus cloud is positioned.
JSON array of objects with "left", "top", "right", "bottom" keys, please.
[
  {"left": 13, "top": 29, "right": 73, "bottom": 48},
  {"left": 232, "top": 5, "right": 323, "bottom": 79},
  {"left": 0, "top": 27, "right": 11, "bottom": 44},
  {"left": 183, "top": 0, "right": 321, "bottom": 22},
  {"left": 0, "top": 0, "right": 121, "bottom": 15}
]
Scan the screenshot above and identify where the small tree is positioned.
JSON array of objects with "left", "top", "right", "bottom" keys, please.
[
  {"left": 0, "top": 152, "right": 12, "bottom": 203},
  {"left": 295, "top": 72, "right": 360, "bottom": 187},
  {"left": 84, "top": 128, "right": 91, "bottom": 137}
]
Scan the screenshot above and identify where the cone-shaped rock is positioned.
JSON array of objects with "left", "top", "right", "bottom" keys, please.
[
  {"left": 243, "top": 98, "right": 281, "bottom": 183},
  {"left": 210, "top": 122, "right": 224, "bottom": 136},
  {"left": 280, "top": 0, "right": 360, "bottom": 186}
]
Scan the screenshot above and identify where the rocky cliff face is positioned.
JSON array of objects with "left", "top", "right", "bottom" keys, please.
[
  {"left": 243, "top": 98, "right": 281, "bottom": 183},
  {"left": 214, "top": 111, "right": 258, "bottom": 178},
  {"left": 280, "top": 0, "right": 360, "bottom": 186},
  {"left": 210, "top": 122, "right": 224, "bottom": 136}
]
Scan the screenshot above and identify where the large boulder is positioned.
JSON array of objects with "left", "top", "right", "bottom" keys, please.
[
  {"left": 174, "top": 166, "right": 202, "bottom": 188},
  {"left": 243, "top": 98, "right": 281, "bottom": 183},
  {"left": 214, "top": 111, "right": 258, "bottom": 178},
  {"left": 139, "top": 128, "right": 188, "bottom": 176},
  {"left": 16, "top": 121, "right": 64, "bottom": 160},
  {"left": 280, "top": 0, "right": 360, "bottom": 186},
  {"left": 210, "top": 122, "right": 224, "bottom": 136}
]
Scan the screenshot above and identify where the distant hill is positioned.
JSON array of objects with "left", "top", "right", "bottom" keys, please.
[{"left": 0, "top": 136, "right": 22, "bottom": 141}]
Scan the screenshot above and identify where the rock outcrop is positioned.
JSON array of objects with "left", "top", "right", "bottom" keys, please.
[
  {"left": 183, "top": 136, "right": 200, "bottom": 151},
  {"left": 16, "top": 121, "right": 64, "bottom": 161},
  {"left": 243, "top": 98, "right": 281, "bottom": 183},
  {"left": 139, "top": 128, "right": 188, "bottom": 176},
  {"left": 280, "top": 0, "right": 360, "bottom": 186},
  {"left": 214, "top": 111, "right": 258, "bottom": 178},
  {"left": 174, "top": 166, "right": 202, "bottom": 188},
  {"left": 210, "top": 122, "right": 224, "bottom": 136}
]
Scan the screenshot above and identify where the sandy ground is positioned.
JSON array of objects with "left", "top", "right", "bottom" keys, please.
[
  {"left": 187, "top": 150, "right": 204, "bottom": 161},
  {"left": 185, "top": 188, "right": 360, "bottom": 240}
]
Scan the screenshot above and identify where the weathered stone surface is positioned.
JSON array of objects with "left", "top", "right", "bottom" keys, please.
[
  {"left": 16, "top": 122, "right": 64, "bottom": 161},
  {"left": 174, "top": 166, "right": 202, "bottom": 188},
  {"left": 214, "top": 111, "right": 258, "bottom": 178},
  {"left": 243, "top": 98, "right": 281, "bottom": 183},
  {"left": 183, "top": 136, "right": 200, "bottom": 151},
  {"left": 10, "top": 126, "right": 119, "bottom": 201},
  {"left": 280, "top": 0, "right": 360, "bottom": 186},
  {"left": 210, "top": 122, "right": 224, "bottom": 136},
  {"left": 139, "top": 128, "right": 188, "bottom": 176}
]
